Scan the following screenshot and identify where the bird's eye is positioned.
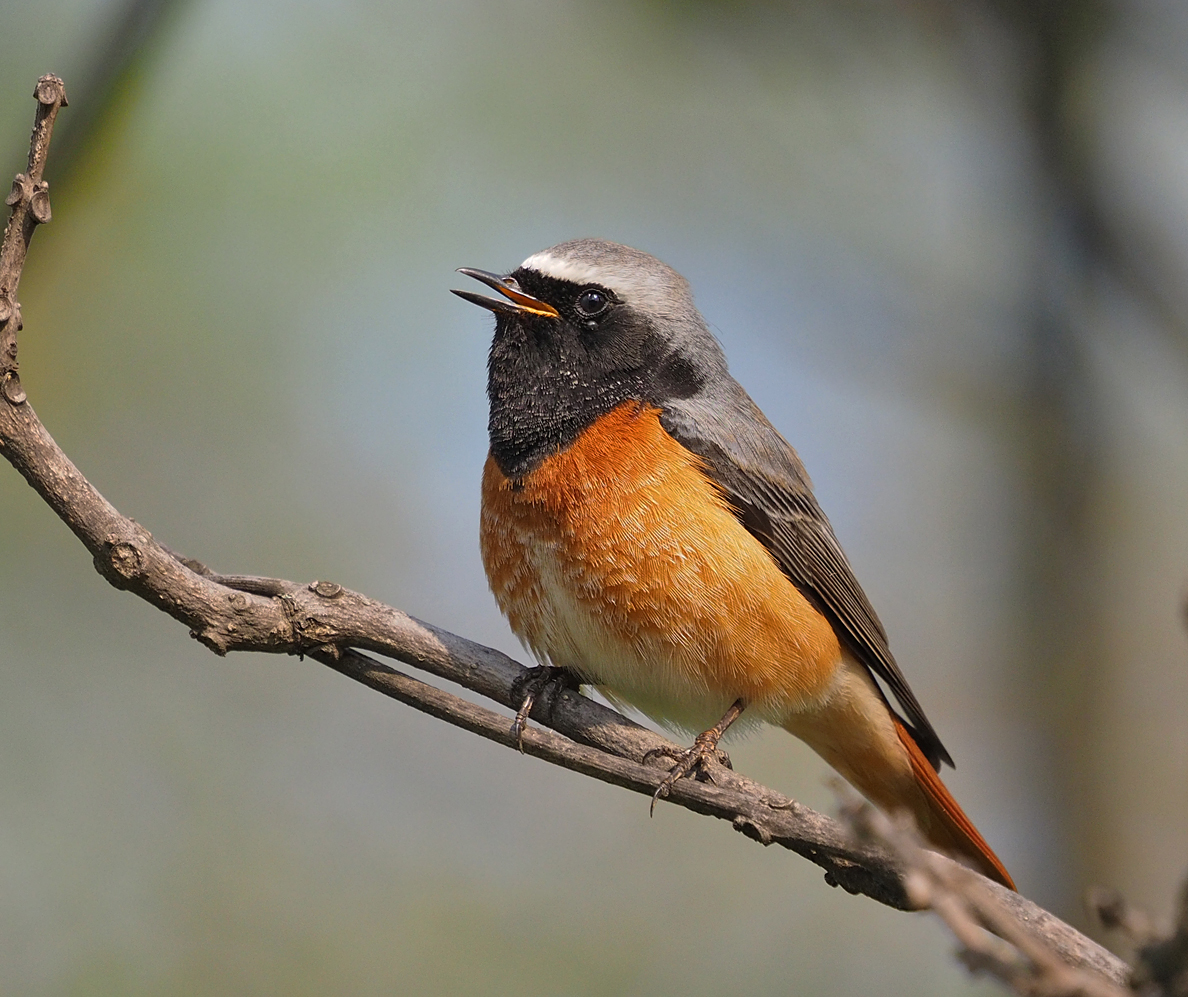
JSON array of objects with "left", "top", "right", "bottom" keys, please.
[{"left": 575, "top": 288, "right": 610, "bottom": 317}]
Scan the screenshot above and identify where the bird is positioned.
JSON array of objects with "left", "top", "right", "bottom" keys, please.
[{"left": 452, "top": 238, "right": 1015, "bottom": 890}]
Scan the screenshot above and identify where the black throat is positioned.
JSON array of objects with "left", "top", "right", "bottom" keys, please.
[{"left": 485, "top": 271, "right": 704, "bottom": 480}]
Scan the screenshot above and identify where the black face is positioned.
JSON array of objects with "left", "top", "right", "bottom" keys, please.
[{"left": 485, "top": 267, "right": 703, "bottom": 479}]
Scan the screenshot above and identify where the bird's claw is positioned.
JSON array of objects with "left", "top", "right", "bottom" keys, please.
[
  {"left": 645, "top": 734, "right": 733, "bottom": 816},
  {"left": 509, "top": 666, "right": 580, "bottom": 751}
]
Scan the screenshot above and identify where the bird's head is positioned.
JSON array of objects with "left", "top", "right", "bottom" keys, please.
[{"left": 453, "top": 239, "right": 727, "bottom": 477}]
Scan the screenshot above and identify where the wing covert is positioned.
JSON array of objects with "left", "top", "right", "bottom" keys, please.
[{"left": 659, "top": 385, "right": 953, "bottom": 771}]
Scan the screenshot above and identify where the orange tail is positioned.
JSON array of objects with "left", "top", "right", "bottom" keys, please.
[{"left": 893, "top": 718, "right": 1016, "bottom": 890}]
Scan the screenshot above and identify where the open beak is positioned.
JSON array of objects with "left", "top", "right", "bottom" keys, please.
[{"left": 451, "top": 268, "right": 560, "bottom": 318}]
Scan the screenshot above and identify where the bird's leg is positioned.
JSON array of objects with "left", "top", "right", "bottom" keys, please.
[
  {"left": 645, "top": 699, "right": 746, "bottom": 815},
  {"left": 509, "top": 666, "right": 582, "bottom": 751}
]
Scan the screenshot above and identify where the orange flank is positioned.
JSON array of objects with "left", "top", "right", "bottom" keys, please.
[{"left": 481, "top": 400, "right": 841, "bottom": 731}]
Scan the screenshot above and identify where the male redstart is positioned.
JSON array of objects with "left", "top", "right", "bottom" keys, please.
[{"left": 453, "top": 239, "right": 1014, "bottom": 890}]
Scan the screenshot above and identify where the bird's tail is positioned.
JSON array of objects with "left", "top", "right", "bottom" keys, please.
[
  {"left": 781, "top": 660, "right": 1015, "bottom": 891},
  {"left": 890, "top": 717, "right": 1015, "bottom": 890}
]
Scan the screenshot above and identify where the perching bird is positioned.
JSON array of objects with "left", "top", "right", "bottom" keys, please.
[{"left": 453, "top": 238, "right": 1014, "bottom": 890}]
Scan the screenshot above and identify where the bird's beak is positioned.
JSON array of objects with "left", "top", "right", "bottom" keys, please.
[{"left": 451, "top": 268, "right": 560, "bottom": 318}]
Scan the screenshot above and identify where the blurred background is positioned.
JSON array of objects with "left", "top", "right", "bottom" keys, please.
[{"left": 1, "top": 0, "right": 1186, "bottom": 993}]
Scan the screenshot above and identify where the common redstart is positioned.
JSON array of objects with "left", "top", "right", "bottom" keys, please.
[{"left": 453, "top": 239, "right": 1015, "bottom": 890}]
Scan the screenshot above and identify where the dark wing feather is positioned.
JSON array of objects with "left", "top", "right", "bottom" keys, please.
[{"left": 660, "top": 385, "right": 953, "bottom": 771}]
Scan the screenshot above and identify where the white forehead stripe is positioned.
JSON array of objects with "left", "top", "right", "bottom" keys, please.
[
  {"left": 519, "top": 249, "right": 690, "bottom": 315},
  {"left": 519, "top": 252, "right": 604, "bottom": 286}
]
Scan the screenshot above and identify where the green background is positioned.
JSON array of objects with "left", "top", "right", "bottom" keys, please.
[{"left": 1, "top": 1, "right": 1186, "bottom": 993}]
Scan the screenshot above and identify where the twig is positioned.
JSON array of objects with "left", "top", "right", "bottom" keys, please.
[
  {"left": 1088, "top": 886, "right": 1159, "bottom": 949},
  {"left": 1, "top": 76, "right": 66, "bottom": 389},
  {"left": 1134, "top": 877, "right": 1188, "bottom": 996},
  {"left": 0, "top": 75, "right": 1131, "bottom": 990},
  {"left": 1091, "top": 876, "right": 1188, "bottom": 996},
  {"left": 841, "top": 794, "right": 1133, "bottom": 996}
]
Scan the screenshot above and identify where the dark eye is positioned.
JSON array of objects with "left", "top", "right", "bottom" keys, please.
[{"left": 575, "top": 288, "right": 610, "bottom": 317}]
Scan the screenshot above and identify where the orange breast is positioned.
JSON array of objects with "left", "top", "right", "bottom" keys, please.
[{"left": 480, "top": 401, "right": 842, "bottom": 731}]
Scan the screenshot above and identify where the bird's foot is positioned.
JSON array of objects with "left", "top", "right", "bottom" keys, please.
[
  {"left": 509, "top": 666, "right": 581, "bottom": 751},
  {"left": 644, "top": 699, "right": 746, "bottom": 815},
  {"left": 644, "top": 733, "right": 734, "bottom": 816}
]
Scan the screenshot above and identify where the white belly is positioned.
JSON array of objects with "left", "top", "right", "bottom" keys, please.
[{"left": 522, "top": 535, "right": 745, "bottom": 734}]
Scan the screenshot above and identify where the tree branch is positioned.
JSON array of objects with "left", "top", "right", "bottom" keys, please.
[
  {"left": 844, "top": 794, "right": 1136, "bottom": 997},
  {"left": 0, "top": 75, "right": 1131, "bottom": 990},
  {"left": 1091, "top": 876, "right": 1188, "bottom": 996},
  {"left": 1, "top": 76, "right": 66, "bottom": 388}
]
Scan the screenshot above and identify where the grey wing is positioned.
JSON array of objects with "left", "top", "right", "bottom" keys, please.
[{"left": 660, "top": 379, "right": 953, "bottom": 771}]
